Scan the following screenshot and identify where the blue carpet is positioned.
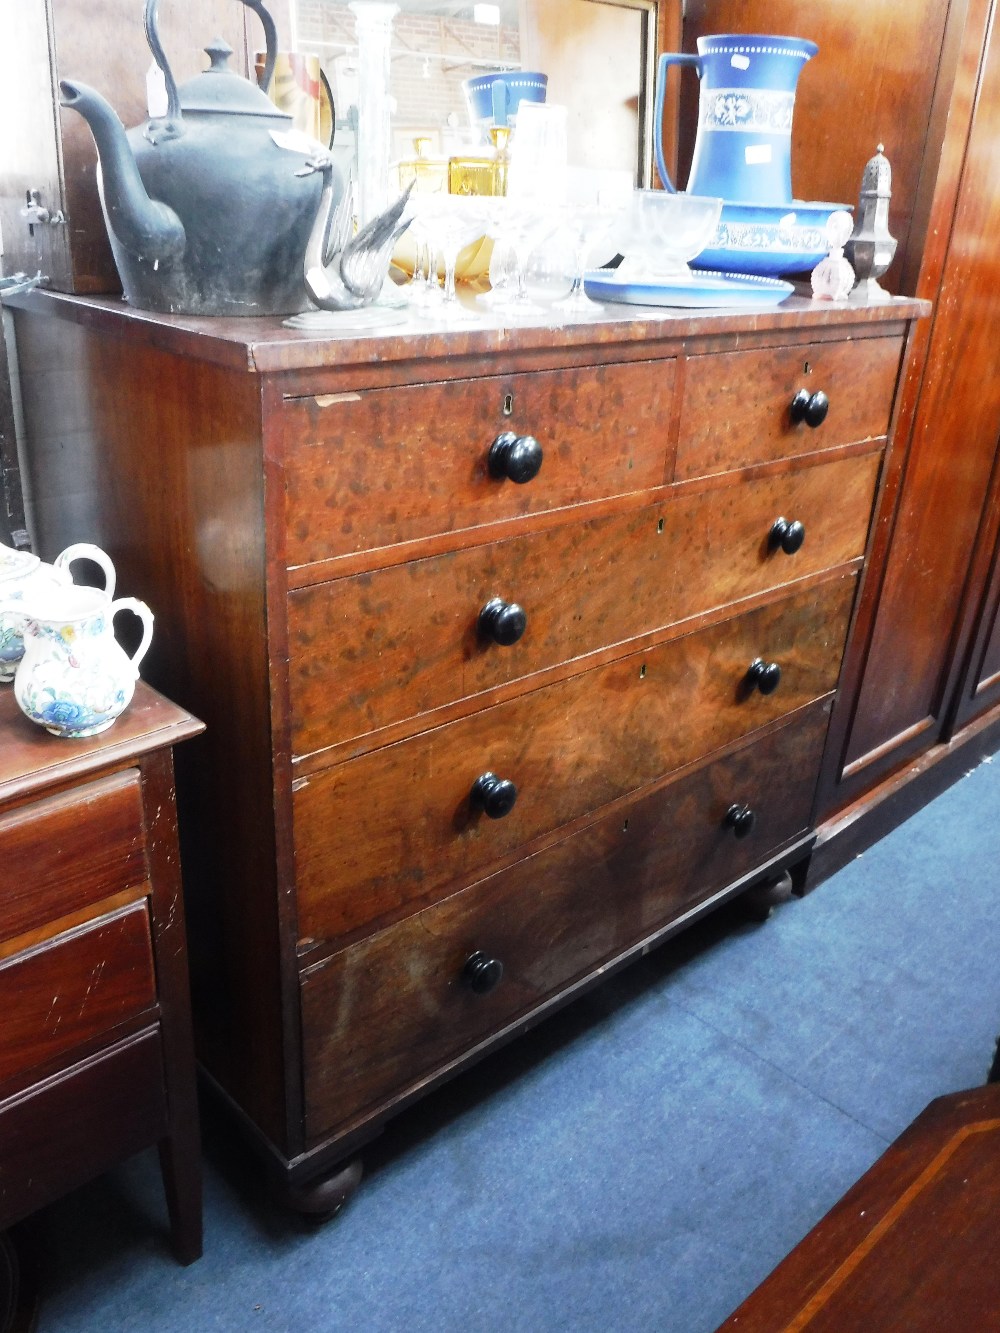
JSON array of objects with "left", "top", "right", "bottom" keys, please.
[{"left": 29, "top": 755, "right": 1000, "bottom": 1331}]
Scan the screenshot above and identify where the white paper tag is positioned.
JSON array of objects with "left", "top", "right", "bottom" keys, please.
[
  {"left": 731, "top": 54, "right": 751, "bottom": 70},
  {"left": 745, "top": 143, "right": 773, "bottom": 166},
  {"left": 146, "top": 62, "right": 168, "bottom": 119}
]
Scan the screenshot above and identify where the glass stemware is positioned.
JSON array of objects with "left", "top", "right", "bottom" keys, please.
[
  {"left": 417, "top": 195, "right": 490, "bottom": 322},
  {"left": 553, "top": 202, "right": 625, "bottom": 317}
]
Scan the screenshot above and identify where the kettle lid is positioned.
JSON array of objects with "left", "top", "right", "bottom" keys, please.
[{"left": 177, "top": 38, "right": 291, "bottom": 119}]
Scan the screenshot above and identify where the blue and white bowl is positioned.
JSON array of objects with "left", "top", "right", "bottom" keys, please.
[{"left": 692, "top": 199, "right": 853, "bottom": 277}]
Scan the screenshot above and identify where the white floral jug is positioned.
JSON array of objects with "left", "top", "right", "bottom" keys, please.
[
  {"left": 5, "top": 584, "right": 153, "bottom": 738},
  {"left": 0, "top": 540, "right": 117, "bottom": 682}
]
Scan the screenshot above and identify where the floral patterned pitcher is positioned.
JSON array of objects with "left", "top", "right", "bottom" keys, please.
[
  {"left": 0, "top": 540, "right": 116, "bottom": 682},
  {"left": 5, "top": 584, "right": 153, "bottom": 738}
]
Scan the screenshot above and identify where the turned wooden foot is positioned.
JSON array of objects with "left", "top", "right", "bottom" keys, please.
[
  {"left": 282, "top": 1157, "right": 364, "bottom": 1221},
  {"left": 739, "top": 870, "right": 795, "bottom": 923}
]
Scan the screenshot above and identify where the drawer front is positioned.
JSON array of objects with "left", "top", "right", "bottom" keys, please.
[
  {"left": 301, "top": 701, "right": 829, "bottom": 1142},
  {"left": 294, "top": 576, "right": 856, "bottom": 944},
  {"left": 282, "top": 360, "right": 676, "bottom": 567},
  {"left": 0, "top": 770, "right": 147, "bottom": 947},
  {"left": 0, "top": 1030, "right": 166, "bottom": 1230},
  {"left": 288, "top": 451, "right": 880, "bottom": 756},
  {"left": 0, "top": 903, "right": 157, "bottom": 1087},
  {"left": 675, "top": 336, "right": 903, "bottom": 478}
]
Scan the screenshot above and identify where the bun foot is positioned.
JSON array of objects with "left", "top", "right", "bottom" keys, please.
[
  {"left": 739, "top": 870, "right": 795, "bottom": 923},
  {"left": 283, "top": 1156, "right": 364, "bottom": 1222}
]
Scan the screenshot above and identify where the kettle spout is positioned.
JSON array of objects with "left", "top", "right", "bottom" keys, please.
[{"left": 60, "top": 79, "right": 186, "bottom": 264}]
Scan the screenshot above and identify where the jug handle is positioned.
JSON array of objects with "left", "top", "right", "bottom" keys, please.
[
  {"left": 110, "top": 597, "right": 155, "bottom": 677},
  {"left": 654, "top": 52, "right": 703, "bottom": 194},
  {"left": 53, "top": 542, "right": 117, "bottom": 599},
  {"left": 144, "top": 0, "right": 279, "bottom": 126}
]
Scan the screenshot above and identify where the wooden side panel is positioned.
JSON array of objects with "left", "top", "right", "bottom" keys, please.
[
  {"left": 301, "top": 701, "right": 829, "bottom": 1143},
  {"left": 0, "top": 770, "right": 146, "bottom": 946},
  {"left": 288, "top": 452, "right": 880, "bottom": 756},
  {"left": 675, "top": 337, "right": 902, "bottom": 479},
  {"left": 282, "top": 360, "right": 677, "bottom": 566},
  {"left": 294, "top": 576, "right": 856, "bottom": 945},
  {"left": 840, "top": 16, "right": 1000, "bottom": 776},
  {"left": 0, "top": 905, "right": 156, "bottom": 1087}
]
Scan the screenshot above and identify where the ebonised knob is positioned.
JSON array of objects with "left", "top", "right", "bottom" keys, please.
[
  {"left": 769, "top": 517, "right": 806, "bottom": 555},
  {"left": 745, "top": 657, "right": 782, "bottom": 695},
  {"left": 470, "top": 771, "right": 518, "bottom": 819},
  {"left": 789, "top": 388, "right": 830, "bottom": 428},
  {"left": 462, "top": 950, "right": 504, "bottom": 995},
  {"left": 724, "top": 803, "right": 757, "bottom": 839},
  {"left": 487, "top": 430, "right": 543, "bottom": 483},
  {"left": 478, "top": 597, "right": 527, "bottom": 646}
]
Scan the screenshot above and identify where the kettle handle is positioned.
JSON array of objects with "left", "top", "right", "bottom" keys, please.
[
  {"left": 653, "top": 52, "right": 703, "bottom": 194},
  {"left": 144, "top": 0, "right": 279, "bottom": 124},
  {"left": 110, "top": 597, "right": 155, "bottom": 677}
]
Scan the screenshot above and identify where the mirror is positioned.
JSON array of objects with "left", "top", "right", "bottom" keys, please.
[{"left": 287, "top": 1, "right": 662, "bottom": 190}]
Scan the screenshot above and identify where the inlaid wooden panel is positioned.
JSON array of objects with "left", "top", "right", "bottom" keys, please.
[
  {"left": 675, "top": 336, "right": 902, "bottom": 478},
  {"left": 288, "top": 451, "right": 880, "bottom": 756},
  {"left": 301, "top": 700, "right": 829, "bottom": 1142},
  {"left": 294, "top": 576, "right": 856, "bottom": 945},
  {"left": 282, "top": 359, "right": 677, "bottom": 567},
  {"left": 0, "top": 904, "right": 157, "bottom": 1087},
  {"left": 0, "top": 770, "right": 147, "bottom": 946}
]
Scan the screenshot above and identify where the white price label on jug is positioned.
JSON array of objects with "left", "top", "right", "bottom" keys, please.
[{"left": 745, "top": 144, "right": 773, "bottom": 165}]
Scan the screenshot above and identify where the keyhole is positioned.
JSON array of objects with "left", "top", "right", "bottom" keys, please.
[
  {"left": 639, "top": 663, "right": 647, "bottom": 679},
  {"left": 803, "top": 360, "right": 812, "bottom": 375},
  {"left": 657, "top": 517, "right": 665, "bottom": 534},
  {"left": 502, "top": 393, "right": 514, "bottom": 416}
]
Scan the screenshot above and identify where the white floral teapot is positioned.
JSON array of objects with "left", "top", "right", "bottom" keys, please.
[
  {"left": 0, "top": 540, "right": 117, "bottom": 682},
  {"left": 2, "top": 583, "right": 153, "bottom": 738}
]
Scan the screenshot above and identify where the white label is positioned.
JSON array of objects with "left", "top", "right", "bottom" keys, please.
[
  {"left": 731, "top": 54, "right": 751, "bottom": 70},
  {"left": 146, "top": 62, "right": 168, "bottom": 119},
  {"left": 745, "top": 143, "right": 773, "bottom": 165}
]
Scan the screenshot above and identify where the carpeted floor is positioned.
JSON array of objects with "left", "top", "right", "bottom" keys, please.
[{"left": 23, "top": 754, "right": 1000, "bottom": 1332}]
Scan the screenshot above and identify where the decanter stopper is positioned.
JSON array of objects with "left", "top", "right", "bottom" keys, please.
[{"left": 845, "top": 144, "right": 898, "bottom": 302}]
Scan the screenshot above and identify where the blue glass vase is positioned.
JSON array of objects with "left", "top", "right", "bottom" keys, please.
[{"left": 654, "top": 34, "right": 818, "bottom": 206}]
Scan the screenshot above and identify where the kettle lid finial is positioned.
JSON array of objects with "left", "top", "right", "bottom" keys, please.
[{"left": 204, "top": 38, "right": 235, "bottom": 72}]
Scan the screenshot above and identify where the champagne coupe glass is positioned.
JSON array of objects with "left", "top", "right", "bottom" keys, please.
[
  {"left": 552, "top": 202, "right": 626, "bottom": 317},
  {"left": 401, "top": 196, "right": 444, "bottom": 311},
  {"left": 424, "top": 195, "right": 490, "bottom": 323}
]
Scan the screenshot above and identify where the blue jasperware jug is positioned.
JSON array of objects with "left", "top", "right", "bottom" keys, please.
[{"left": 654, "top": 34, "right": 817, "bottom": 205}]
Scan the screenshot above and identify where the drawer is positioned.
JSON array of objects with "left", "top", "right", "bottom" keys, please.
[
  {"left": 294, "top": 575, "right": 856, "bottom": 944},
  {"left": 675, "top": 336, "right": 903, "bottom": 478},
  {"left": 300, "top": 700, "right": 830, "bottom": 1142},
  {"left": 0, "top": 1030, "right": 166, "bottom": 1230},
  {"left": 0, "top": 769, "right": 148, "bottom": 947},
  {"left": 0, "top": 903, "right": 157, "bottom": 1087},
  {"left": 282, "top": 360, "right": 676, "bottom": 567},
  {"left": 288, "top": 451, "right": 880, "bottom": 756}
]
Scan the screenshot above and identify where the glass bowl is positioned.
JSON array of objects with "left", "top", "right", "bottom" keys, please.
[{"left": 614, "top": 190, "right": 724, "bottom": 279}]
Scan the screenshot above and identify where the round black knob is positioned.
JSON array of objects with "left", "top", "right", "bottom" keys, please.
[
  {"left": 462, "top": 950, "right": 504, "bottom": 995},
  {"left": 789, "top": 388, "right": 830, "bottom": 428},
  {"left": 746, "top": 657, "right": 782, "bottom": 695},
  {"left": 487, "top": 431, "right": 543, "bottom": 483},
  {"left": 470, "top": 771, "right": 518, "bottom": 819},
  {"left": 724, "top": 803, "right": 757, "bottom": 839},
  {"left": 769, "top": 517, "right": 806, "bottom": 555},
  {"left": 478, "top": 597, "right": 527, "bottom": 646}
]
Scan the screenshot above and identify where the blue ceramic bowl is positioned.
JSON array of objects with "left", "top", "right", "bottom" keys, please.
[
  {"left": 692, "top": 199, "right": 853, "bottom": 277},
  {"left": 463, "top": 71, "right": 547, "bottom": 128}
]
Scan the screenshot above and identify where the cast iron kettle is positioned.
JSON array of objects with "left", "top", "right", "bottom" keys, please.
[{"left": 60, "top": 0, "right": 332, "bottom": 316}]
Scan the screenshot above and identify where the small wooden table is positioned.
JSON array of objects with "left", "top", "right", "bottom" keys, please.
[
  {"left": 718, "top": 1083, "right": 1000, "bottom": 1330},
  {"left": 0, "top": 682, "right": 205, "bottom": 1271}
]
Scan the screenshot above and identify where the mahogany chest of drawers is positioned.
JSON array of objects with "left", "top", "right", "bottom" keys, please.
[
  {"left": 0, "top": 681, "right": 203, "bottom": 1260},
  {"left": 8, "top": 289, "right": 926, "bottom": 1209}
]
